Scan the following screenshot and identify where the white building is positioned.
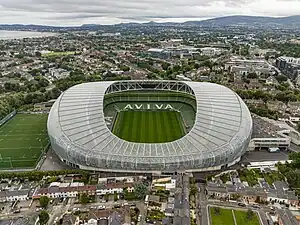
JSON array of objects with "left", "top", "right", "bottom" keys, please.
[
  {"left": 152, "top": 177, "right": 176, "bottom": 190},
  {"left": 249, "top": 137, "right": 290, "bottom": 150},
  {"left": 200, "top": 47, "right": 223, "bottom": 56},
  {"left": 225, "top": 58, "right": 272, "bottom": 76},
  {"left": 96, "top": 183, "right": 134, "bottom": 195},
  {"left": 34, "top": 182, "right": 96, "bottom": 199},
  {"left": 246, "top": 160, "right": 292, "bottom": 170}
]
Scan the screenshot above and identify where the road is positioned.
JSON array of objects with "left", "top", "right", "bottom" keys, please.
[
  {"left": 196, "top": 183, "right": 208, "bottom": 225},
  {"left": 136, "top": 202, "right": 147, "bottom": 225}
]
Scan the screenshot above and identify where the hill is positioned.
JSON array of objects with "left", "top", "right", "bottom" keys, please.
[
  {"left": 184, "top": 15, "right": 300, "bottom": 27},
  {"left": 1, "top": 15, "right": 300, "bottom": 31}
]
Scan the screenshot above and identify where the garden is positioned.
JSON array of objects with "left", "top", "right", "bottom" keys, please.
[{"left": 238, "top": 169, "right": 285, "bottom": 186}]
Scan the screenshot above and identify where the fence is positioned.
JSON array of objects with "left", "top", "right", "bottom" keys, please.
[{"left": 0, "top": 110, "right": 16, "bottom": 127}]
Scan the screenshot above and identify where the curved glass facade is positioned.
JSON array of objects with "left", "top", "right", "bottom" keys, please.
[{"left": 47, "top": 80, "right": 252, "bottom": 172}]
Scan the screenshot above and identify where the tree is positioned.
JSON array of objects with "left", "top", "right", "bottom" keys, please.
[
  {"left": 35, "top": 51, "right": 42, "bottom": 57},
  {"left": 190, "top": 185, "right": 197, "bottom": 196},
  {"left": 297, "top": 123, "right": 300, "bottom": 133},
  {"left": 39, "top": 210, "right": 49, "bottom": 225},
  {"left": 114, "top": 192, "right": 118, "bottom": 201},
  {"left": 247, "top": 72, "right": 258, "bottom": 79},
  {"left": 246, "top": 209, "right": 254, "bottom": 220},
  {"left": 214, "top": 207, "right": 221, "bottom": 215},
  {"left": 134, "top": 183, "right": 148, "bottom": 199},
  {"left": 105, "top": 193, "right": 109, "bottom": 202},
  {"left": 79, "top": 193, "right": 90, "bottom": 204},
  {"left": 231, "top": 193, "right": 241, "bottom": 201},
  {"left": 120, "top": 65, "right": 130, "bottom": 72},
  {"left": 161, "top": 62, "right": 170, "bottom": 70},
  {"left": 39, "top": 196, "right": 50, "bottom": 208},
  {"left": 275, "top": 75, "right": 288, "bottom": 83}
]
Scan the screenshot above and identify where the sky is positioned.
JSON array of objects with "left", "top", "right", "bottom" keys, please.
[{"left": 0, "top": 0, "right": 300, "bottom": 25}]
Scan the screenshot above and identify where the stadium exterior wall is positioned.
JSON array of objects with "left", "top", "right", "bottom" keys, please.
[{"left": 47, "top": 80, "right": 252, "bottom": 173}]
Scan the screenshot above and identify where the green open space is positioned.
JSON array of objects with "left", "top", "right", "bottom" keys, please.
[
  {"left": 234, "top": 210, "right": 260, "bottom": 225},
  {"left": 209, "top": 207, "right": 235, "bottom": 225},
  {"left": 112, "top": 110, "right": 185, "bottom": 143},
  {"left": 238, "top": 168, "right": 285, "bottom": 186},
  {"left": 42, "top": 51, "right": 76, "bottom": 57},
  {"left": 0, "top": 113, "right": 49, "bottom": 169}
]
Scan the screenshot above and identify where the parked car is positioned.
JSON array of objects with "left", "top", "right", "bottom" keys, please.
[{"left": 238, "top": 202, "right": 246, "bottom": 207}]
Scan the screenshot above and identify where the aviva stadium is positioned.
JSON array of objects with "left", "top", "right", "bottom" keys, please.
[{"left": 48, "top": 80, "right": 252, "bottom": 173}]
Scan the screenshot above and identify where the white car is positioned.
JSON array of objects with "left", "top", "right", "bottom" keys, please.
[{"left": 137, "top": 215, "right": 142, "bottom": 222}]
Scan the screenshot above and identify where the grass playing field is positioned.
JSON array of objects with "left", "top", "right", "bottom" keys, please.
[
  {"left": 42, "top": 51, "right": 76, "bottom": 57},
  {"left": 210, "top": 207, "right": 260, "bottom": 225},
  {"left": 234, "top": 210, "right": 260, "bottom": 225},
  {"left": 210, "top": 207, "right": 235, "bottom": 225},
  {"left": 0, "top": 114, "right": 49, "bottom": 169},
  {"left": 112, "top": 110, "right": 185, "bottom": 143}
]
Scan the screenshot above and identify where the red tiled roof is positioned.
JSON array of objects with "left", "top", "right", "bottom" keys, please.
[
  {"left": 105, "top": 183, "right": 134, "bottom": 189},
  {"left": 34, "top": 185, "right": 96, "bottom": 196}
]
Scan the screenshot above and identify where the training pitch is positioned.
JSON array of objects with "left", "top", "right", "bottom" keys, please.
[
  {"left": 112, "top": 110, "right": 185, "bottom": 143},
  {"left": 0, "top": 114, "right": 49, "bottom": 169}
]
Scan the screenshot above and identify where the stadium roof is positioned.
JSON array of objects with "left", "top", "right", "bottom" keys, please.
[{"left": 48, "top": 80, "right": 252, "bottom": 172}]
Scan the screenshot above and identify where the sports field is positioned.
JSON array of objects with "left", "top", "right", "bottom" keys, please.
[
  {"left": 209, "top": 207, "right": 260, "bottom": 225},
  {"left": 0, "top": 114, "right": 49, "bottom": 169},
  {"left": 209, "top": 207, "right": 235, "bottom": 225},
  {"left": 112, "top": 110, "right": 186, "bottom": 143},
  {"left": 42, "top": 51, "right": 76, "bottom": 57}
]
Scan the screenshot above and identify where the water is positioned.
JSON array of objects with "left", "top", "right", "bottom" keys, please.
[{"left": 0, "top": 30, "right": 57, "bottom": 40}]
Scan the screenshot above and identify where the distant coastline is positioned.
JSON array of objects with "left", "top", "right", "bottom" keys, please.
[{"left": 0, "top": 30, "right": 57, "bottom": 40}]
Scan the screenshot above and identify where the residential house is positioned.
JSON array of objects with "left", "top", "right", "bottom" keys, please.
[
  {"left": 288, "top": 102, "right": 300, "bottom": 114},
  {"left": 206, "top": 183, "right": 229, "bottom": 199},
  {"left": 244, "top": 99, "right": 265, "bottom": 107},
  {"left": 173, "top": 174, "right": 190, "bottom": 225},
  {"left": 276, "top": 56, "right": 300, "bottom": 80},
  {"left": 83, "top": 219, "right": 98, "bottom": 225},
  {"left": 96, "top": 183, "right": 134, "bottom": 196},
  {"left": 5, "top": 190, "right": 29, "bottom": 202},
  {"left": 267, "top": 101, "right": 286, "bottom": 113},
  {"left": 33, "top": 182, "right": 96, "bottom": 199},
  {"left": 0, "top": 192, "right": 6, "bottom": 202},
  {"left": 34, "top": 99, "right": 56, "bottom": 111},
  {"left": 165, "top": 197, "right": 175, "bottom": 217},
  {"left": 207, "top": 180, "right": 299, "bottom": 208},
  {"left": 0, "top": 189, "right": 30, "bottom": 202}
]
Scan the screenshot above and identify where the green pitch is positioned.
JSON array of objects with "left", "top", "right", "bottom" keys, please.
[
  {"left": 112, "top": 110, "right": 186, "bottom": 143},
  {"left": 0, "top": 114, "right": 49, "bottom": 169}
]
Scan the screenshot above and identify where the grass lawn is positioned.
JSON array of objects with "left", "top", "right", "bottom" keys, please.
[
  {"left": 209, "top": 207, "right": 235, "bottom": 225},
  {"left": 262, "top": 171, "right": 285, "bottom": 185},
  {"left": 238, "top": 169, "right": 262, "bottom": 186},
  {"left": 42, "top": 51, "right": 76, "bottom": 57},
  {"left": 0, "top": 114, "right": 49, "bottom": 169},
  {"left": 112, "top": 110, "right": 185, "bottom": 143},
  {"left": 234, "top": 210, "right": 260, "bottom": 225}
]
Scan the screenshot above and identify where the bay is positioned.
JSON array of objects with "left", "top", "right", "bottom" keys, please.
[{"left": 0, "top": 30, "right": 57, "bottom": 40}]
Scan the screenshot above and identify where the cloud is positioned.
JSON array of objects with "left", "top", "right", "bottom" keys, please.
[{"left": 0, "top": 0, "right": 299, "bottom": 25}]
